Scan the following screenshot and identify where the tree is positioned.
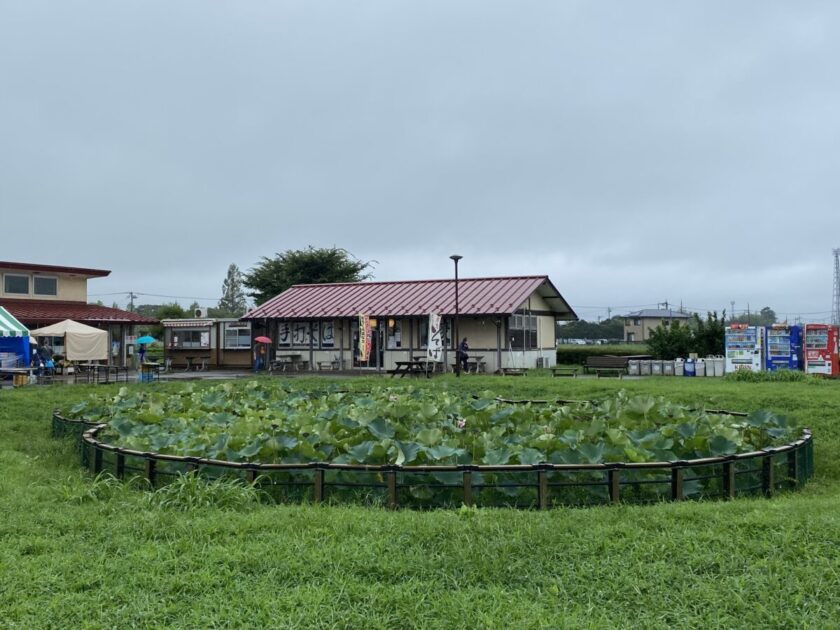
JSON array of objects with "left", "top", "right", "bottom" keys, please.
[
  {"left": 217, "top": 264, "right": 248, "bottom": 316},
  {"left": 244, "top": 246, "right": 374, "bottom": 305},
  {"left": 557, "top": 316, "right": 624, "bottom": 341},
  {"left": 646, "top": 311, "right": 725, "bottom": 359},
  {"left": 731, "top": 306, "right": 777, "bottom": 326},
  {"left": 147, "top": 303, "right": 187, "bottom": 340}
]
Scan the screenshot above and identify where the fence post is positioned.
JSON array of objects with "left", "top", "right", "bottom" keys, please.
[
  {"left": 787, "top": 450, "right": 799, "bottom": 489},
  {"left": 145, "top": 458, "right": 156, "bottom": 488},
  {"left": 313, "top": 469, "right": 324, "bottom": 504},
  {"left": 387, "top": 470, "right": 398, "bottom": 509},
  {"left": 93, "top": 447, "right": 103, "bottom": 474},
  {"left": 671, "top": 467, "right": 684, "bottom": 501},
  {"left": 608, "top": 468, "right": 620, "bottom": 504},
  {"left": 762, "top": 455, "right": 774, "bottom": 497},
  {"left": 538, "top": 469, "right": 548, "bottom": 510},
  {"left": 463, "top": 471, "right": 473, "bottom": 506},
  {"left": 723, "top": 461, "right": 735, "bottom": 499},
  {"left": 245, "top": 468, "right": 257, "bottom": 485},
  {"left": 115, "top": 453, "right": 125, "bottom": 480}
]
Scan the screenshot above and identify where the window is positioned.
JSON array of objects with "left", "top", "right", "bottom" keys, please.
[
  {"left": 177, "top": 329, "right": 210, "bottom": 349},
  {"left": 418, "top": 318, "right": 450, "bottom": 348},
  {"left": 386, "top": 319, "right": 401, "bottom": 349},
  {"left": 321, "top": 321, "right": 335, "bottom": 348},
  {"left": 633, "top": 318, "right": 641, "bottom": 326},
  {"left": 224, "top": 323, "right": 251, "bottom": 349},
  {"left": 509, "top": 314, "right": 538, "bottom": 349},
  {"left": 4, "top": 274, "right": 29, "bottom": 295},
  {"left": 33, "top": 276, "right": 57, "bottom": 296}
]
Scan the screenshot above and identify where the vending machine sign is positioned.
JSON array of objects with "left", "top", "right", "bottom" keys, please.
[
  {"left": 804, "top": 324, "right": 839, "bottom": 376},
  {"left": 725, "top": 324, "right": 764, "bottom": 372}
]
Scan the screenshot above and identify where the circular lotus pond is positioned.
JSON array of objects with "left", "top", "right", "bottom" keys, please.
[{"left": 60, "top": 381, "right": 812, "bottom": 507}]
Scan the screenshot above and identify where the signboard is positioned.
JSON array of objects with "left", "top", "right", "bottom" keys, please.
[
  {"left": 426, "top": 313, "right": 443, "bottom": 362},
  {"left": 358, "top": 313, "right": 371, "bottom": 362}
]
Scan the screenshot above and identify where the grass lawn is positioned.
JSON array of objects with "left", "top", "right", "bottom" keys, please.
[{"left": 2, "top": 376, "right": 839, "bottom": 628}]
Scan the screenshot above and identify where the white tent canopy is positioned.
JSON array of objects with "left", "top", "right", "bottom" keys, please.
[{"left": 30, "top": 319, "right": 108, "bottom": 362}]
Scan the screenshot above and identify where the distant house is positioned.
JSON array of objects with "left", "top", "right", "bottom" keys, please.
[
  {"left": 0, "top": 261, "right": 157, "bottom": 365},
  {"left": 623, "top": 309, "right": 691, "bottom": 343},
  {"left": 243, "top": 275, "right": 577, "bottom": 372}
]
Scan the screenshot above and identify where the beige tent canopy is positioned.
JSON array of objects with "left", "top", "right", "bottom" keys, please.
[{"left": 30, "top": 319, "right": 108, "bottom": 362}]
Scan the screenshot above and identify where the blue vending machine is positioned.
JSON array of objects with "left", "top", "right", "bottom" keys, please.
[{"left": 765, "top": 324, "right": 803, "bottom": 372}]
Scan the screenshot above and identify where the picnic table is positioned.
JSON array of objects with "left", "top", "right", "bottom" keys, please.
[
  {"left": 450, "top": 355, "right": 485, "bottom": 374},
  {"left": 389, "top": 360, "right": 435, "bottom": 378},
  {"left": 184, "top": 356, "right": 210, "bottom": 372},
  {"left": 270, "top": 354, "right": 308, "bottom": 372}
]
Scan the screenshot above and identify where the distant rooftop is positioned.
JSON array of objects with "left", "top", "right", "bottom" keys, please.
[
  {"left": 0, "top": 260, "right": 110, "bottom": 278},
  {"left": 625, "top": 309, "right": 692, "bottom": 319}
]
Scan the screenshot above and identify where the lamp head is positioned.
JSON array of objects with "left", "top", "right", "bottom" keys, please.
[{"left": 449, "top": 254, "right": 463, "bottom": 262}]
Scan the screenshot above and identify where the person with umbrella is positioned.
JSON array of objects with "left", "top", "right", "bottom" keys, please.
[
  {"left": 135, "top": 335, "right": 156, "bottom": 368},
  {"left": 253, "top": 336, "right": 271, "bottom": 372}
]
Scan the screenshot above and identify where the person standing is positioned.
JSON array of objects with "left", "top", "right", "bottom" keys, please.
[
  {"left": 253, "top": 344, "right": 266, "bottom": 372},
  {"left": 457, "top": 337, "right": 470, "bottom": 373},
  {"left": 138, "top": 343, "right": 147, "bottom": 365}
]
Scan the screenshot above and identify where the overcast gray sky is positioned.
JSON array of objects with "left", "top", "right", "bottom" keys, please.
[{"left": 2, "top": 1, "right": 839, "bottom": 322}]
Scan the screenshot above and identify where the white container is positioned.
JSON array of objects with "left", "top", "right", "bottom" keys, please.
[
  {"left": 640, "top": 360, "right": 651, "bottom": 376},
  {"left": 674, "top": 358, "right": 685, "bottom": 376},
  {"left": 712, "top": 356, "right": 725, "bottom": 377},
  {"left": 651, "top": 360, "right": 663, "bottom": 376},
  {"left": 662, "top": 360, "right": 675, "bottom": 376},
  {"left": 627, "top": 360, "right": 640, "bottom": 376},
  {"left": 695, "top": 359, "right": 706, "bottom": 377}
]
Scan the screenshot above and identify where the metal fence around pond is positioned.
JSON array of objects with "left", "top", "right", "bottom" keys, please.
[{"left": 51, "top": 412, "right": 814, "bottom": 509}]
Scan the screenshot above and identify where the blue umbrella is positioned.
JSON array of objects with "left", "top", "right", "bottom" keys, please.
[{"left": 136, "top": 335, "right": 157, "bottom": 344}]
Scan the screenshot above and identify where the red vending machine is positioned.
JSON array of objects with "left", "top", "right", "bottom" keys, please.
[{"left": 803, "top": 324, "right": 839, "bottom": 377}]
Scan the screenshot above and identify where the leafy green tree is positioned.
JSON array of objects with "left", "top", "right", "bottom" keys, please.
[
  {"left": 244, "top": 246, "right": 374, "bottom": 306},
  {"left": 557, "top": 316, "right": 624, "bottom": 341},
  {"left": 693, "top": 311, "right": 725, "bottom": 356},
  {"left": 146, "top": 303, "right": 186, "bottom": 340},
  {"left": 218, "top": 263, "right": 248, "bottom": 316},
  {"left": 647, "top": 321, "right": 695, "bottom": 359},
  {"left": 731, "top": 306, "right": 776, "bottom": 326}
]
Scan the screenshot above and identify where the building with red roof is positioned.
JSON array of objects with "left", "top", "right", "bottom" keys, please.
[
  {"left": 242, "top": 275, "right": 577, "bottom": 373},
  {"left": 0, "top": 261, "right": 157, "bottom": 366}
]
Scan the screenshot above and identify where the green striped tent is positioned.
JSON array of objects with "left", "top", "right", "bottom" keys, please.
[{"left": 0, "top": 306, "right": 28, "bottom": 338}]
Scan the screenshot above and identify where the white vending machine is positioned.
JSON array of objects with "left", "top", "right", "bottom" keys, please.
[{"left": 724, "top": 324, "right": 764, "bottom": 372}]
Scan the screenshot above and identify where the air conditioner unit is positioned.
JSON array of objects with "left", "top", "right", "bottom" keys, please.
[{"left": 194, "top": 307, "right": 207, "bottom": 318}]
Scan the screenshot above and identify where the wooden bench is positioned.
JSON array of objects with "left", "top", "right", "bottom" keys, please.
[
  {"left": 551, "top": 366, "right": 579, "bottom": 378},
  {"left": 584, "top": 356, "right": 629, "bottom": 376},
  {"left": 594, "top": 367, "right": 624, "bottom": 379},
  {"left": 500, "top": 367, "right": 526, "bottom": 376}
]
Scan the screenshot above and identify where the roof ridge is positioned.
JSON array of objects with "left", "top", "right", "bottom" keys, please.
[{"left": 291, "top": 275, "right": 548, "bottom": 288}]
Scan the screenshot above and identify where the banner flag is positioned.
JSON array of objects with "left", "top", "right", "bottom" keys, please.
[
  {"left": 358, "top": 313, "right": 372, "bottom": 362},
  {"left": 427, "top": 313, "right": 443, "bottom": 362}
]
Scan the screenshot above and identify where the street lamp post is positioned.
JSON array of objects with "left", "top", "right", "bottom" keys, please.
[{"left": 450, "top": 254, "right": 463, "bottom": 377}]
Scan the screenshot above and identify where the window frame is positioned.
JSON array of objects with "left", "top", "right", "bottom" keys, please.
[
  {"left": 4, "top": 273, "right": 30, "bottom": 295},
  {"left": 33, "top": 275, "right": 58, "bottom": 296}
]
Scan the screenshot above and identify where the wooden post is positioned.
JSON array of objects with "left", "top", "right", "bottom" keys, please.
[
  {"left": 762, "top": 456, "right": 774, "bottom": 497},
  {"left": 608, "top": 469, "right": 620, "bottom": 504},
  {"left": 787, "top": 450, "right": 799, "bottom": 489},
  {"left": 313, "top": 469, "right": 324, "bottom": 504},
  {"left": 387, "top": 471, "right": 398, "bottom": 509},
  {"left": 463, "top": 471, "right": 473, "bottom": 506},
  {"left": 93, "top": 447, "right": 103, "bottom": 474},
  {"left": 115, "top": 453, "right": 125, "bottom": 479},
  {"left": 671, "top": 467, "right": 683, "bottom": 501},
  {"left": 538, "top": 470, "right": 548, "bottom": 510},
  {"left": 723, "top": 461, "right": 736, "bottom": 499},
  {"left": 145, "top": 458, "right": 156, "bottom": 488},
  {"left": 245, "top": 468, "right": 257, "bottom": 485}
]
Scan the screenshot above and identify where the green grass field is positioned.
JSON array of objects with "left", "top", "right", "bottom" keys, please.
[{"left": 2, "top": 376, "right": 839, "bottom": 628}]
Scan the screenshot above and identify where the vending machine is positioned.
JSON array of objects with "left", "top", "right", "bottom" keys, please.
[
  {"left": 725, "top": 324, "right": 764, "bottom": 372},
  {"left": 765, "top": 324, "right": 803, "bottom": 372},
  {"left": 803, "top": 324, "right": 839, "bottom": 377}
]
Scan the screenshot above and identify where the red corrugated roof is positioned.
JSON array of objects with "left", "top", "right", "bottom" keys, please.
[
  {"left": 0, "top": 261, "right": 110, "bottom": 278},
  {"left": 243, "top": 276, "right": 577, "bottom": 320},
  {"left": 0, "top": 299, "right": 158, "bottom": 326}
]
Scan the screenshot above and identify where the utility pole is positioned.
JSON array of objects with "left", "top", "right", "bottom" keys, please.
[{"left": 128, "top": 292, "right": 137, "bottom": 312}]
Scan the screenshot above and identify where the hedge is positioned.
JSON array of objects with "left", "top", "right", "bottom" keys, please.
[{"left": 555, "top": 344, "right": 649, "bottom": 366}]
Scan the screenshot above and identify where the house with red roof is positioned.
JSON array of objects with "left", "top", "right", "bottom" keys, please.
[
  {"left": 0, "top": 261, "right": 157, "bottom": 366},
  {"left": 242, "top": 275, "right": 577, "bottom": 373}
]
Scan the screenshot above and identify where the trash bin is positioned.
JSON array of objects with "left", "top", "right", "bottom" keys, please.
[
  {"left": 640, "top": 360, "right": 652, "bottom": 376},
  {"left": 684, "top": 358, "right": 696, "bottom": 377},
  {"left": 662, "top": 360, "right": 675, "bottom": 376},
  {"left": 651, "top": 360, "right": 663, "bottom": 376},
  {"left": 709, "top": 356, "right": 725, "bottom": 377},
  {"left": 628, "top": 360, "right": 640, "bottom": 376},
  {"left": 674, "top": 358, "right": 685, "bottom": 376},
  {"left": 695, "top": 359, "right": 706, "bottom": 377}
]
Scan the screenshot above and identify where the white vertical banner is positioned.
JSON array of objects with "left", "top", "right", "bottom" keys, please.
[{"left": 427, "top": 313, "right": 443, "bottom": 362}]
